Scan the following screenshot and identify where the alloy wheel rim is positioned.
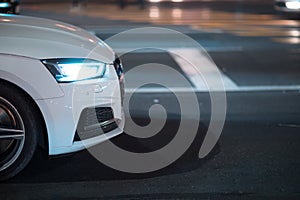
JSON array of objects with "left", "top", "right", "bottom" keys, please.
[{"left": 0, "top": 97, "right": 25, "bottom": 172}]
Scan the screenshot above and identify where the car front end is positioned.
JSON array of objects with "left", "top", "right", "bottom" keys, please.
[
  {"left": 0, "top": 0, "right": 19, "bottom": 14},
  {"left": 39, "top": 57, "right": 125, "bottom": 155},
  {"left": 0, "top": 14, "right": 125, "bottom": 157},
  {"left": 274, "top": 0, "right": 300, "bottom": 13}
]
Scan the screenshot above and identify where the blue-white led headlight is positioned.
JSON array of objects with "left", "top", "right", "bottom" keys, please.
[
  {"left": 42, "top": 58, "right": 106, "bottom": 83},
  {"left": 0, "top": 2, "right": 11, "bottom": 8},
  {"left": 286, "top": 1, "right": 300, "bottom": 10}
]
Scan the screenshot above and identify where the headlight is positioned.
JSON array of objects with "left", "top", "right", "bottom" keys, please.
[
  {"left": 41, "top": 58, "right": 107, "bottom": 83},
  {"left": 286, "top": 1, "right": 300, "bottom": 10},
  {"left": 0, "top": 2, "right": 11, "bottom": 8}
]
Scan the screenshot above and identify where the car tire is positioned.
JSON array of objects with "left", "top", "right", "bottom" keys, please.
[{"left": 0, "top": 82, "right": 41, "bottom": 181}]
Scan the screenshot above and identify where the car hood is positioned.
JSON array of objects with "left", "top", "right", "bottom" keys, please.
[{"left": 0, "top": 14, "right": 115, "bottom": 63}]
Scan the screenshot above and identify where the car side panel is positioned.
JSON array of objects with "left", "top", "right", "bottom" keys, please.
[{"left": 0, "top": 54, "right": 64, "bottom": 99}]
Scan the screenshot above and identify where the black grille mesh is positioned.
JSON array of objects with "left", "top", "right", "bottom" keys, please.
[{"left": 74, "top": 107, "right": 118, "bottom": 141}]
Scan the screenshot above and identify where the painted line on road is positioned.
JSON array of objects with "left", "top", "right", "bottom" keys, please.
[
  {"left": 238, "top": 85, "right": 300, "bottom": 92},
  {"left": 125, "top": 85, "right": 300, "bottom": 93},
  {"left": 169, "top": 48, "right": 239, "bottom": 91},
  {"left": 126, "top": 87, "right": 198, "bottom": 93},
  {"left": 109, "top": 47, "right": 244, "bottom": 54}
]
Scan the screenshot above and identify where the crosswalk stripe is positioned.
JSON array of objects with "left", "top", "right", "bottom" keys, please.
[{"left": 169, "top": 48, "right": 238, "bottom": 91}]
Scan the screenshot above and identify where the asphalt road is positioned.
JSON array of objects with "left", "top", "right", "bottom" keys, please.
[{"left": 1, "top": 0, "right": 300, "bottom": 199}]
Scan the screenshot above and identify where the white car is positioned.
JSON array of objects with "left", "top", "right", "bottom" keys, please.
[
  {"left": 0, "top": 14, "right": 125, "bottom": 180},
  {"left": 274, "top": 0, "right": 300, "bottom": 13}
]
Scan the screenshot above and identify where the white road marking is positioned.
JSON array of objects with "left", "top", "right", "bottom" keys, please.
[
  {"left": 278, "top": 123, "right": 300, "bottom": 128},
  {"left": 125, "top": 85, "right": 300, "bottom": 93},
  {"left": 238, "top": 85, "right": 300, "bottom": 92},
  {"left": 126, "top": 87, "right": 198, "bottom": 93},
  {"left": 170, "top": 48, "right": 239, "bottom": 91},
  {"left": 121, "top": 47, "right": 300, "bottom": 93},
  {"left": 111, "top": 46, "right": 243, "bottom": 54}
]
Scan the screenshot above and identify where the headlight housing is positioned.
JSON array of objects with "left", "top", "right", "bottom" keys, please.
[
  {"left": 0, "top": 2, "right": 11, "bottom": 8},
  {"left": 41, "top": 58, "right": 106, "bottom": 83},
  {"left": 286, "top": 1, "right": 300, "bottom": 10}
]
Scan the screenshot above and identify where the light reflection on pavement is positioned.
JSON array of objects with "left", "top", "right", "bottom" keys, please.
[{"left": 22, "top": 2, "right": 300, "bottom": 44}]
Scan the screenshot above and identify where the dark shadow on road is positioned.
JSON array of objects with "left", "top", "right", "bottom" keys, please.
[{"left": 5, "top": 117, "right": 220, "bottom": 183}]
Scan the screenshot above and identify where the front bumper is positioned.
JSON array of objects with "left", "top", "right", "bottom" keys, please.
[{"left": 36, "top": 64, "right": 124, "bottom": 155}]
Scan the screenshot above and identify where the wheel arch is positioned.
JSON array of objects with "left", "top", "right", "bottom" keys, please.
[{"left": 0, "top": 78, "right": 49, "bottom": 154}]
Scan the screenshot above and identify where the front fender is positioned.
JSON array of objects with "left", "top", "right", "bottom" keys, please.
[{"left": 0, "top": 54, "right": 64, "bottom": 100}]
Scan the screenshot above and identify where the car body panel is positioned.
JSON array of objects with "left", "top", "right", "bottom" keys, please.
[
  {"left": 0, "top": 54, "right": 64, "bottom": 99},
  {"left": 0, "top": 14, "right": 115, "bottom": 63}
]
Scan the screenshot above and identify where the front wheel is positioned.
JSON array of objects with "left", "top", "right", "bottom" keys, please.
[{"left": 0, "top": 83, "right": 41, "bottom": 181}]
